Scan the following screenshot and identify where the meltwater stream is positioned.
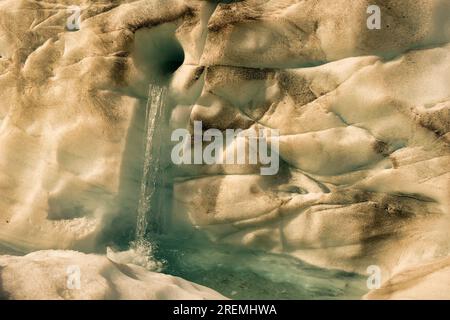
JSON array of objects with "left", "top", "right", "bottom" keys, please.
[
  {"left": 127, "top": 84, "right": 368, "bottom": 299},
  {"left": 136, "top": 84, "right": 167, "bottom": 241}
]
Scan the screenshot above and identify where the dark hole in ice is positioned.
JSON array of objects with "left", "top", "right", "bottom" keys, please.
[
  {"left": 159, "top": 49, "right": 184, "bottom": 75},
  {"left": 133, "top": 24, "right": 185, "bottom": 83}
]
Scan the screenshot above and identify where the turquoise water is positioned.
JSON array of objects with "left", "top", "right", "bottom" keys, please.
[{"left": 150, "top": 234, "right": 368, "bottom": 300}]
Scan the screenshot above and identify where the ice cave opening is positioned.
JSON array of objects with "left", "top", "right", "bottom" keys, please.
[{"left": 133, "top": 24, "right": 185, "bottom": 84}]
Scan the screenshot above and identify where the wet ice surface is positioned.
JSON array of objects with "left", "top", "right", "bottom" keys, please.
[{"left": 151, "top": 235, "right": 368, "bottom": 300}]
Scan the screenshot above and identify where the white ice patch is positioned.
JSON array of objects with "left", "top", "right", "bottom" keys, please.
[{"left": 0, "top": 250, "right": 225, "bottom": 300}]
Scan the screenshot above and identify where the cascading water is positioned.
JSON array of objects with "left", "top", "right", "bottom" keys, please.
[
  {"left": 109, "top": 84, "right": 167, "bottom": 271},
  {"left": 135, "top": 84, "right": 168, "bottom": 242}
]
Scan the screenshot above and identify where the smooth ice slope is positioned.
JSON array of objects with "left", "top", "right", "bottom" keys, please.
[{"left": 0, "top": 250, "right": 226, "bottom": 300}]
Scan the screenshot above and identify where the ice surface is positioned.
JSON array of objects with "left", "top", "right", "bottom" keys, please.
[
  {"left": 0, "top": 250, "right": 225, "bottom": 299},
  {"left": 0, "top": 0, "right": 449, "bottom": 299},
  {"left": 364, "top": 256, "right": 450, "bottom": 300}
]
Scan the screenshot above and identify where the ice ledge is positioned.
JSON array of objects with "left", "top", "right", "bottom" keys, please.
[{"left": 0, "top": 250, "right": 227, "bottom": 300}]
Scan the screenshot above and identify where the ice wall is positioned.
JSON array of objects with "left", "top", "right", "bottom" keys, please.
[{"left": 0, "top": 0, "right": 449, "bottom": 299}]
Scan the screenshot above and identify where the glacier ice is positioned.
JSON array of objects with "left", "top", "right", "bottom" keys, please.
[
  {"left": 0, "top": 0, "right": 449, "bottom": 299},
  {"left": 0, "top": 250, "right": 226, "bottom": 300}
]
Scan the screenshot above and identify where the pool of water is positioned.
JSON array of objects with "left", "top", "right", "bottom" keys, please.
[{"left": 150, "top": 234, "right": 368, "bottom": 300}]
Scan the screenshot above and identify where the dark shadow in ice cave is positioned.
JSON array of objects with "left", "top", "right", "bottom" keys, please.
[{"left": 132, "top": 23, "right": 185, "bottom": 84}]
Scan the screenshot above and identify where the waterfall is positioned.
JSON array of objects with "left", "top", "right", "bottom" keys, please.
[{"left": 135, "top": 84, "right": 167, "bottom": 242}]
